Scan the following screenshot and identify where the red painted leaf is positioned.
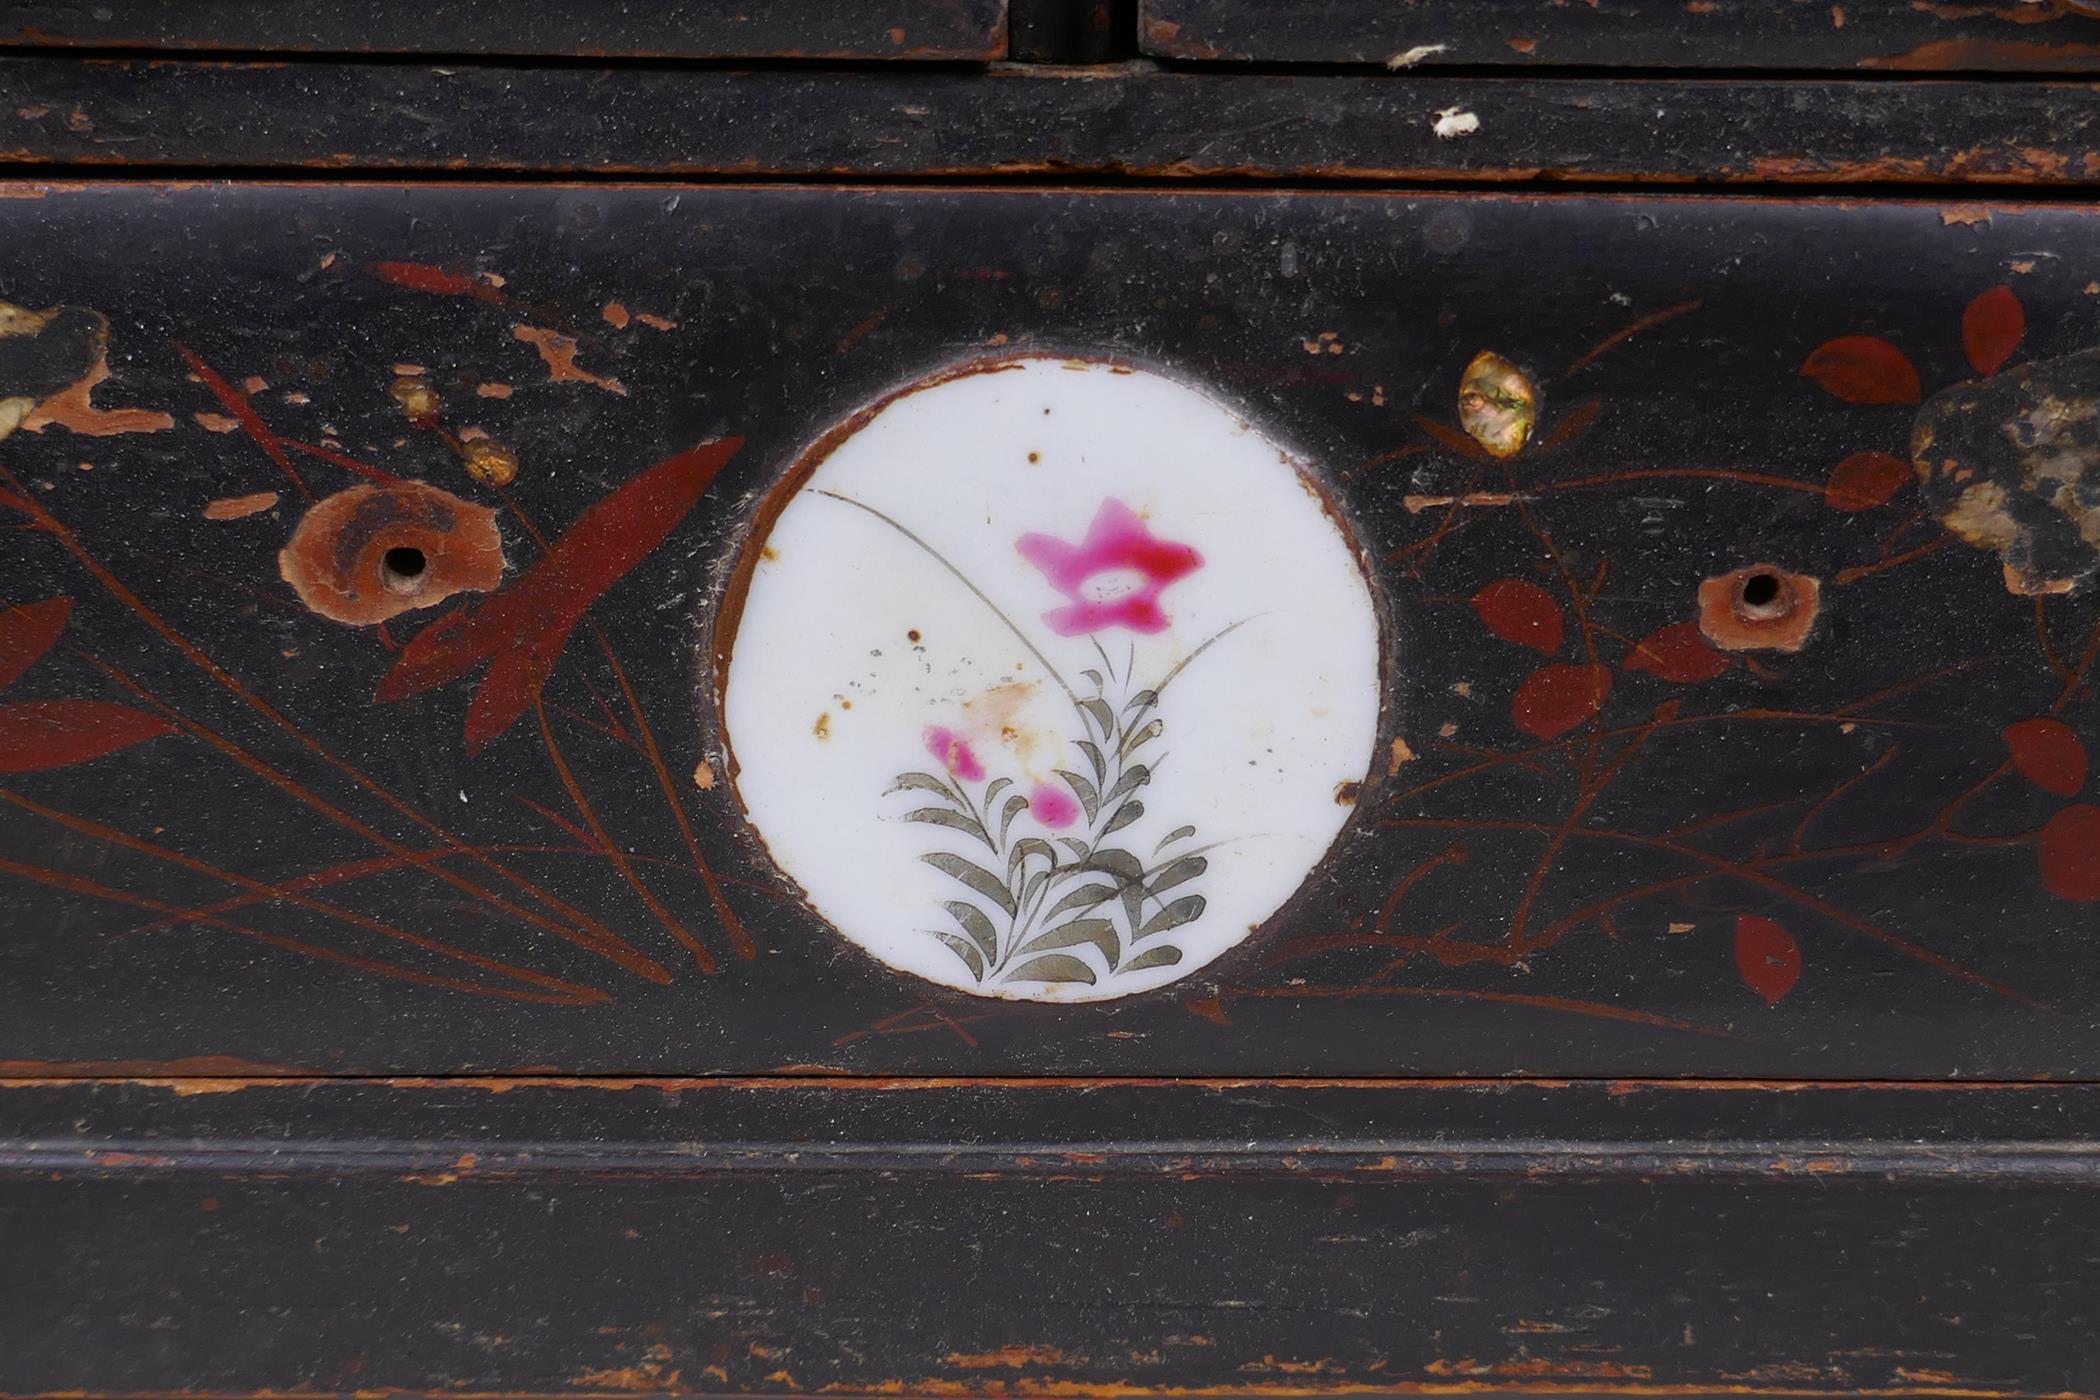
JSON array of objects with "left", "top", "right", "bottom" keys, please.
[
  {"left": 1822, "top": 449, "right": 1913, "bottom": 512},
  {"left": 1734, "top": 913, "right": 1802, "bottom": 1005},
  {"left": 1962, "top": 285, "right": 2025, "bottom": 377},
  {"left": 1624, "top": 622, "right": 1732, "bottom": 683},
  {"left": 0, "top": 598, "right": 72, "bottom": 691},
  {"left": 462, "top": 622, "right": 582, "bottom": 757},
  {"left": 1538, "top": 396, "right": 1604, "bottom": 452},
  {"left": 2039, "top": 804, "right": 2100, "bottom": 903},
  {"left": 369, "top": 261, "right": 508, "bottom": 304},
  {"left": 2005, "top": 718, "right": 2088, "bottom": 797},
  {"left": 377, "top": 437, "right": 745, "bottom": 714},
  {"left": 373, "top": 606, "right": 482, "bottom": 702},
  {"left": 1800, "top": 336, "right": 1921, "bottom": 405},
  {"left": 0, "top": 699, "right": 177, "bottom": 772},
  {"left": 1414, "top": 414, "right": 1488, "bottom": 459},
  {"left": 1472, "top": 579, "right": 1564, "bottom": 655},
  {"left": 1512, "top": 663, "right": 1611, "bottom": 740}
]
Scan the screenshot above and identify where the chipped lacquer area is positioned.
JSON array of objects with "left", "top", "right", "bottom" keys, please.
[
  {"left": 0, "top": 0, "right": 1011, "bottom": 60},
  {"left": 1140, "top": 0, "right": 2100, "bottom": 70},
  {"left": 0, "top": 185, "right": 2095, "bottom": 1076},
  {"left": 720, "top": 358, "right": 1382, "bottom": 1001}
]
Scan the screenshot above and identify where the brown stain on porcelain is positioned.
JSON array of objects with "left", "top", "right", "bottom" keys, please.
[
  {"left": 964, "top": 679, "right": 1056, "bottom": 767},
  {"left": 710, "top": 356, "right": 1035, "bottom": 793},
  {"left": 279, "top": 480, "right": 505, "bottom": 626}
]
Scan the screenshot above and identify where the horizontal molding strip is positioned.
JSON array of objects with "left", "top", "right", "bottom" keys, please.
[
  {"left": 6, "top": 1137, "right": 2099, "bottom": 1181},
  {"left": 3, "top": 58, "right": 2099, "bottom": 186},
  {"left": 7, "top": 1078, "right": 2100, "bottom": 1181}
]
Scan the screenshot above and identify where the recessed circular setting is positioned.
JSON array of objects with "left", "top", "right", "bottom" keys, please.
[{"left": 720, "top": 358, "right": 1383, "bottom": 1002}]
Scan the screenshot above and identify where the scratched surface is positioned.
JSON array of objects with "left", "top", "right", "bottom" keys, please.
[
  {"left": 0, "top": 0, "right": 1010, "bottom": 59},
  {"left": 0, "top": 183, "right": 2095, "bottom": 1076},
  {"left": 9, "top": 58, "right": 2100, "bottom": 187},
  {"left": 3, "top": 1078, "right": 2098, "bottom": 1395},
  {"left": 1141, "top": 0, "right": 2100, "bottom": 70},
  {"left": 11, "top": 1144, "right": 2091, "bottom": 1394}
]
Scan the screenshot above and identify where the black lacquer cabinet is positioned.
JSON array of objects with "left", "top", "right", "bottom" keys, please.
[{"left": 1, "top": 2, "right": 2098, "bottom": 1395}]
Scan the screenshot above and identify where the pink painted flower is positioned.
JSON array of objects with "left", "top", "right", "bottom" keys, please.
[
  {"left": 1029, "top": 781, "right": 1080, "bottom": 830},
  {"left": 923, "top": 725, "right": 984, "bottom": 781},
  {"left": 1015, "top": 498, "right": 1202, "bottom": 637}
]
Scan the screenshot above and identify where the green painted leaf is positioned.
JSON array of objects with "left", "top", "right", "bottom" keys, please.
[
  {"left": 1106, "top": 763, "right": 1151, "bottom": 805},
  {"left": 1004, "top": 953, "right": 1097, "bottom": 985},
  {"left": 1155, "top": 824, "right": 1196, "bottom": 853},
  {"left": 1141, "top": 894, "right": 1205, "bottom": 937},
  {"left": 1081, "top": 848, "right": 1147, "bottom": 930},
  {"left": 1018, "top": 918, "right": 1119, "bottom": 967},
  {"left": 1057, "top": 768, "right": 1099, "bottom": 822},
  {"left": 984, "top": 776, "right": 1014, "bottom": 807},
  {"left": 1123, "top": 945, "right": 1183, "bottom": 972},
  {"left": 998, "top": 793, "right": 1031, "bottom": 843},
  {"left": 1074, "top": 740, "right": 1106, "bottom": 783},
  {"left": 1056, "top": 837, "right": 1092, "bottom": 859},
  {"left": 942, "top": 900, "right": 999, "bottom": 963},
  {"left": 1022, "top": 864, "right": 1056, "bottom": 908},
  {"left": 1008, "top": 836, "right": 1058, "bottom": 880},
  {"left": 1146, "top": 855, "right": 1207, "bottom": 899},
  {"left": 1045, "top": 881, "right": 1121, "bottom": 922},
  {"left": 922, "top": 852, "right": 1017, "bottom": 916},
  {"left": 935, "top": 931, "right": 987, "bottom": 980},
  {"left": 1081, "top": 669, "right": 1103, "bottom": 687},
  {"left": 1124, "top": 689, "right": 1158, "bottom": 715},
  {"left": 1081, "top": 697, "right": 1116, "bottom": 739},
  {"left": 905, "top": 807, "right": 989, "bottom": 844},
  {"left": 1120, "top": 717, "right": 1163, "bottom": 756},
  {"left": 888, "top": 772, "right": 961, "bottom": 800},
  {"left": 1101, "top": 800, "right": 1144, "bottom": 837}
]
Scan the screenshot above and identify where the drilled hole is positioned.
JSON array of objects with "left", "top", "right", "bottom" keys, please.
[
  {"left": 379, "top": 545, "right": 428, "bottom": 596},
  {"left": 1735, "top": 571, "right": 1787, "bottom": 618}
]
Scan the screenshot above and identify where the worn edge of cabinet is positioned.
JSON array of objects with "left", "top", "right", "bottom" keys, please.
[
  {"left": 2, "top": 58, "right": 2099, "bottom": 187},
  {"left": 0, "top": 0, "right": 1009, "bottom": 61},
  {"left": 1138, "top": 0, "right": 2100, "bottom": 73},
  {"left": 3, "top": 1079, "right": 2096, "bottom": 1396},
  {"left": 5, "top": 1077, "right": 2100, "bottom": 1182}
]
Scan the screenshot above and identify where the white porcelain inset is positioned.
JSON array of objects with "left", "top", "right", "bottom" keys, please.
[{"left": 720, "top": 357, "right": 1384, "bottom": 1002}]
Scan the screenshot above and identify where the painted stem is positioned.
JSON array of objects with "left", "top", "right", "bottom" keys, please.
[{"left": 816, "top": 489, "right": 1079, "bottom": 706}]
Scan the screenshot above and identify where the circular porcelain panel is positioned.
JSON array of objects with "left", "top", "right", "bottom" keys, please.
[{"left": 720, "top": 358, "right": 1383, "bottom": 1001}]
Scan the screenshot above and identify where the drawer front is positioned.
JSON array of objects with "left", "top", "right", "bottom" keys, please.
[
  {"left": 0, "top": 182, "right": 2094, "bottom": 1079},
  {"left": 6, "top": 58, "right": 2100, "bottom": 188},
  {"left": 0, "top": 0, "right": 1008, "bottom": 59},
  {"left": 1142, "top": 0, "right": 2100, "bottom": 70}
]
